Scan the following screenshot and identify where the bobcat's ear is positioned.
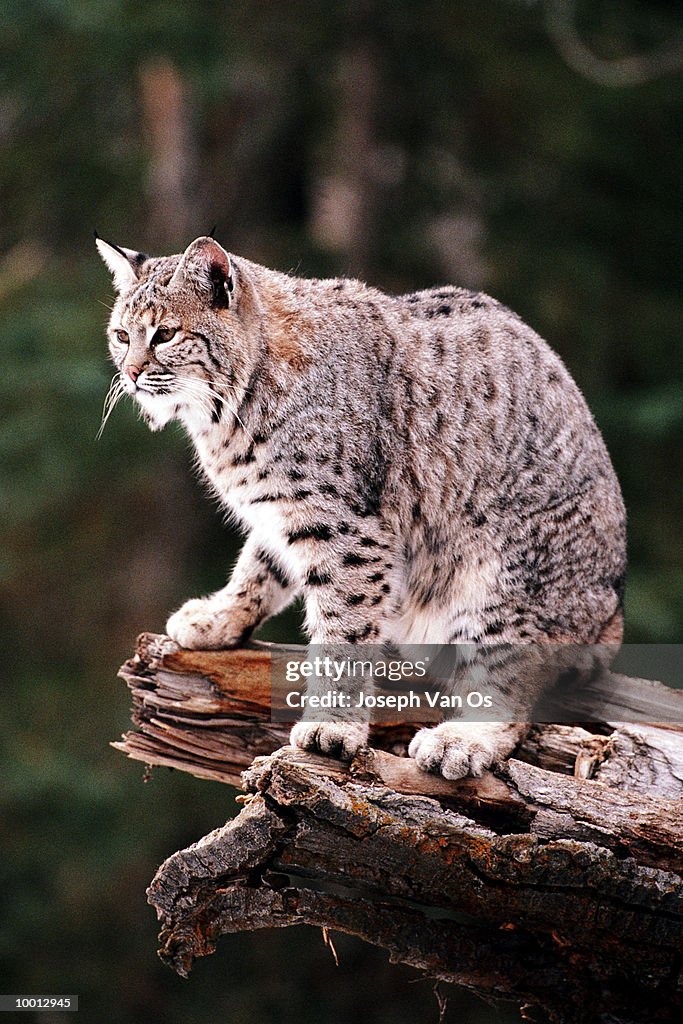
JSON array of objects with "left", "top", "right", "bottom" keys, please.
[
  {"left": 95, "top": 234, "right": 145, "bottom": 293},
  {"left": 169, "top": 236, "right": 234, "bottom": 308}
]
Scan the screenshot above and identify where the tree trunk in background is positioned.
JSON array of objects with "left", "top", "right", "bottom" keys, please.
[
  {"left": 309, "top": 43, "right": 380, "bottom": 274},
  {"left": 139, "top": 58, "right": 196, "bottom": 248}
]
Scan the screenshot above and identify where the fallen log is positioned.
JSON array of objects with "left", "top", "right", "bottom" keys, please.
[{"left": 114, "top": 634, "right": 683, "bottom": 1023}]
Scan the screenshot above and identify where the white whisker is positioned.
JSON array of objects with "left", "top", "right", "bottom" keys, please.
[
  {"left": 208, "top": 385, "right": 254, "bottom": 440},
  {"left": 171, "top": 377, "right": 254, "bottom": 441},
  {"left": 96, "top": 374, "right": 126, "bottom": 440}
]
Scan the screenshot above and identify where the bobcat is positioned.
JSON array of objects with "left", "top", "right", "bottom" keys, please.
[{"left": 97, "top": 234, "right": 626, "bottom": 778}]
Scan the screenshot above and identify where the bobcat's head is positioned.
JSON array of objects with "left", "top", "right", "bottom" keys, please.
[{"left": 97, "top": 235, "right": 249, "bottom": 433}]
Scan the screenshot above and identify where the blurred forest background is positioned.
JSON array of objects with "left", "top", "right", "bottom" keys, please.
[{"left": 1, "top": 1, "right": 681, "bottom": 1021}]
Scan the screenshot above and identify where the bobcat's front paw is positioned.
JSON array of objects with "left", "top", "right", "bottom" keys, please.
[
  {"left": 166, "top": 598, "right": 252, "bottom": 650},
  {"left": 408, "top": 722, "right": 528, "bottom": 780},
  {"left": 290, "top": 720, "right": 369, "bottom": 761}
]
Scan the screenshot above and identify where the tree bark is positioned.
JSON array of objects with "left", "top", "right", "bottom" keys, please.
[{"left": 114, "top": 634, "right": 683, "bottom": 1023}]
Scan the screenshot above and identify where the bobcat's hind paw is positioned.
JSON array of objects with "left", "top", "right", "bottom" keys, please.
[
  {"left": 408, "top": 722, "right": 528, "bottom": 780},
  {"left": 166, "top": 598, "right": 252, "bottom": 650},
  {"left": 290, "top": 721, "right": 369, "bottom": 761}
]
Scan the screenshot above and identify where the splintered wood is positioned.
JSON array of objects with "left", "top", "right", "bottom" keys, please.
[{"left": 114, "top": 633, "right": 683, "bottom": 1024}]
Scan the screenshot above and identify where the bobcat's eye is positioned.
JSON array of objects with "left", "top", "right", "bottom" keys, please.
[
  {"left": 154, "top": 325, "right": 177, "bottom": 344},
  {"left": 115, "top": 329, "right": 129, "bottom": 345}
]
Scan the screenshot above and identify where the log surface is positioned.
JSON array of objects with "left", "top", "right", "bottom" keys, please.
[
  {"left": 148, "top": 746, "right": 683, "bottom": 1022},
  {"left": 114, "top": 634, "right": 683, "bottom": 1023}
]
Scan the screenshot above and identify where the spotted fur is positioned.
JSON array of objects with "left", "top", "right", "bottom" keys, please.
[{"left": 97, "top": 235, "right": 626, "bottom": 778}]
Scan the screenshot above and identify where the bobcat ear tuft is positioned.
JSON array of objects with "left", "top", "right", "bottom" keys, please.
[
  {"left": 170, "top": 236, "right": 234, "bottom": 308},
  {"left": 95, "top": 236, "right": 145, "bottom": 293}
]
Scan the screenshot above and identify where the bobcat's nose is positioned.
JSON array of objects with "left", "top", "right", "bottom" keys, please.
[{"left": 124, "top": 365, "right": 141, "bottom": 383}]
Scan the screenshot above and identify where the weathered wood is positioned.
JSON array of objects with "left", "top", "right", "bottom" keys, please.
[
  {"left": 594, "top": 722, "right": 683, "bottom": 800},
  {"left": 148, "top": 746, "right": 683, "bottom": 1023},
  {"left": 114, "top": 633, "right": 292, "bottom": 784},
  {"left": 114, "top": 633, "right": 683, "bottom": 1023},
  {"left": 113, "top": 633, "right": 683, "bottom": 795}
]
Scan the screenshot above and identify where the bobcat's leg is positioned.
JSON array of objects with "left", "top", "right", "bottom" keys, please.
[
  {"left": 408, "top": 635, "right": 615, "bottom": 779},
  {"left": 409, "top": 721, "right": 530, "bottom": 780},
  {"left": 408, "top": 644, "right": 547, "bottom": 780},
  {"left": 166, "top": 534, "right": 297, "bottom": 649},
  {"left": 288, "top": 519, "right": 398, "bottom": 761}
]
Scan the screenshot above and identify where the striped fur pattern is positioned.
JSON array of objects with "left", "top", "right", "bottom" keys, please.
[{"left": 97, "top": 235, "right": 627, "bottom": 777}]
